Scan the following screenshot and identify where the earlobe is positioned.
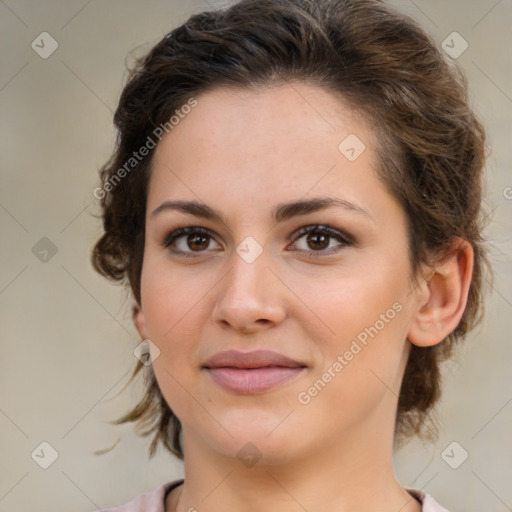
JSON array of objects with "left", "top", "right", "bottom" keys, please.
[
  {"left": 407, "top": 238, "right": 474, "bottom": 347},
  {"left": 133, "top": 302, "right": 149, "bottom": 340}
]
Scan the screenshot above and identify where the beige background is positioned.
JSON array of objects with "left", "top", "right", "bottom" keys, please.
[{"left": 1, "top": 1, "right": 511, "bottom": 511}]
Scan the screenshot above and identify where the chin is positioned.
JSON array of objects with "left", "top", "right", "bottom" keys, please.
[{"left": 202, "top": 407, "right": 307, "bottom": 465}]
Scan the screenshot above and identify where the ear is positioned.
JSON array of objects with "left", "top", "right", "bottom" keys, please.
[
  {"left": 407, "top": 237, "right": 474, "bottom": 347},
  {"left": 133, "top": 302, "right": 149, "bottom": 340}
]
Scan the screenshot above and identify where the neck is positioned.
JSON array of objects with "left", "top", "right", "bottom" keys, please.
[{"left": 172, "top": 417, "right": 421, "bottom": 512}]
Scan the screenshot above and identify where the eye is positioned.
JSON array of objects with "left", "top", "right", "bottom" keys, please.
[
  {"left": 289, "top": 224, "right": 353, "bottom": 258},
  {"left": 163, "top": 226, "right": 221, "bottom": 258},
  {"left": 162, "top": 223, "right": 353, "bottom": 259}
]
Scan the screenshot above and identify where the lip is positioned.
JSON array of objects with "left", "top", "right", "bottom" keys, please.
[{"left": 203, "top": 350, "right": 307, "bottom": 394}]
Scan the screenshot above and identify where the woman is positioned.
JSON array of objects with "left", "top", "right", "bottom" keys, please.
[{"left": 91, "top": 0, "right": 489, "bottom": 510}]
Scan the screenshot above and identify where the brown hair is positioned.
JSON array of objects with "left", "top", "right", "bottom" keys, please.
[{"left": 91, "top": 0, "right": 490, "bottom": 459}]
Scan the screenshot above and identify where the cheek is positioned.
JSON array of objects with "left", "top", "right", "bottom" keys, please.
[
  {"left": 139, "top": 261, "right": 197, "bottom": 394},
  {"left": 295, "top": 260, "right": 410, "bottom": 401},
  {"left": 141, "top": 276, "right": 201, "bottom": 423},
  {"left": 294, "top": 258, "right": 409, "bottom": 348},
  {"left": 295, "top": 287, "right": 408, "bottom": 432},
  {"left": 140, "top": 252, "right": 209, "bottom": 342}
]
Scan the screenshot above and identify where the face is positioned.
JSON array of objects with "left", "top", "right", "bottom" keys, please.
[{"left": 135, "top": 82, "right": 423, "bottom": 464}]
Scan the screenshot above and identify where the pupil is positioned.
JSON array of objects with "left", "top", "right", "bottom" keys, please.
[
  {"left": 308, "top": 232, "right": 328, "bottom": 250},
  {"left": 189, "top": 234, "right": 208, "bottom": 251}
]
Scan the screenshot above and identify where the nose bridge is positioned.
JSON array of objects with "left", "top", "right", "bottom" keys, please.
[
  {"left": 224, "top": 242, "right": 272, "bottom": 303},
  {"left": 212, "top": 240, "right": 285, "bottom": 331}
]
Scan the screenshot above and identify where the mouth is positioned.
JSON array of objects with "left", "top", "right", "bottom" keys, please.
[{"left": 203, "top": 349, "right": 307, "bottom": 394}]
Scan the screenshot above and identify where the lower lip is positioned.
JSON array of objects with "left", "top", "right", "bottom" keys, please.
[{"left": 205, "top": 367, "right": 305, "bottom": 394}]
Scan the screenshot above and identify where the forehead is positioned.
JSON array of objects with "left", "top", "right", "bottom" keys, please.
[
  {"left": 151, "top": 82, "right": 376, "bottom": 172},
  {"left": 146, "top": 82, "right": 396, "bottom": 228},
  {"left": 166, "top": 82, "right": 371, "bottom": 152}
]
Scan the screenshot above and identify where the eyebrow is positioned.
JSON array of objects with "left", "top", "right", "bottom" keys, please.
[{"left": 151, "top": 196, "right": 374, "bottom": 225}]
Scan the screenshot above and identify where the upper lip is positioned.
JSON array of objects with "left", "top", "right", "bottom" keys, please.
[{"left": 203, "top": 350, "right": 306, "bottom": 369}]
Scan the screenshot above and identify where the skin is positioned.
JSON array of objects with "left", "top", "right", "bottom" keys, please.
[{"left": 133, "top": 82, "right": 473, "bottom": 512}]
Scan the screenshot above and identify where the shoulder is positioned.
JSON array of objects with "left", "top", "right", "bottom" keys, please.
[
  {"left": 90, "top": 479, "right": 184, "bottom": 512},
  {"left": 407, "top": 488, "right": 451, "bottom": 512}
]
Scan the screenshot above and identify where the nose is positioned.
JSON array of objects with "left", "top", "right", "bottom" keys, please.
[{"left": 211, "top": 247, "right": 287, "bottom": 334}]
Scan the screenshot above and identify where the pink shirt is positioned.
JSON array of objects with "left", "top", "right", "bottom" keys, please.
[{"left": 94, "top": 479, "right": 450, "bottom": 511}]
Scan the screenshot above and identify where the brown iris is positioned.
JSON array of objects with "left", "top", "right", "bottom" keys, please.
[
  {"left": 307, "top": 232, "right": 329, "bottom": 250},
  {"left": 188, "top": 234, "right": 210, "bottom": 251}
]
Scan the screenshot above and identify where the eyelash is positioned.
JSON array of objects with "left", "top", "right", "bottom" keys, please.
[{"left": 162, "top": 224, "right": 354, "bottom": 260}]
